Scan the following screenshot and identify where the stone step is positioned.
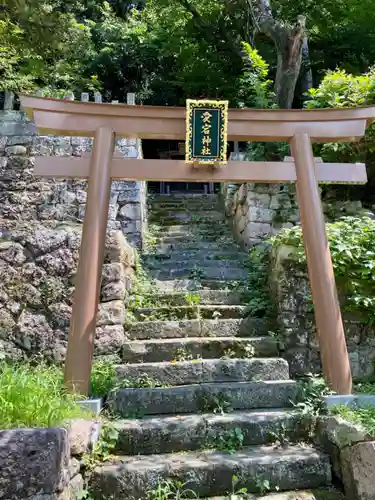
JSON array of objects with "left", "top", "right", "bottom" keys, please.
[
  {"left": 206, "top": 490, "right": 345, "bottom": 500},
  {"left": 138, "top": 290, "right": 246, "bottom": 305},
  {"left": 132, "top": 305, "right": 247, "bottom": 321},
  {"left": 150, "top": 229, "right": 233, "bottom": 240},
  {"left": 145, "top": 259, "right": 248, "bottom": 271},
  {"left": 90, "top": 445, "right": 331, "bottom": 498},
  {"left": 148, "top": 223, "right": 231, "bottom": 234},
  {"left": 122, "top": 336, "right": 278, "bottom": 363},
  {"left": 149, "top": 193, "right": 219, "bottom": 204},
  {"left": 149, "top": 210, "right": 224, "bottom": 219},
  {"left": 115, "top": 358, "right": 290, "bottom": 386},
  {"left": 152, "top": 279, "right": 246, "bottom": 291},
  {"left": 153, "top": 233, "right": 235, "bottom": 243},
  {"left": 127, "top": 318, "right": 271, "bottom": 340},
  {"left": 108, "top": 380, "right": 298, "bottom": 416},
  {"left": 149, "top": 214, "right": 225, "bottom": 225},
  {"left": 154, "top": 242, "right": 240, "bottom": 253},
  {"left": 143, "top": 250, "right": 247, "bottom": 262},
  {"left": 149, "top": 266, "right": 247, "bottom": 281},
  {"left": 112, "top": 409, "right": 307, "bottom": 455}
]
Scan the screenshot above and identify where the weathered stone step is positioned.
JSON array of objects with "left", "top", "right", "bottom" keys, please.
[
  {"left": 144, "top": 250, "right": 247, "bottom": 263},
  {"left": 152, "top": 279, "right": 246, "bottom": 291},
  {"left": 153, "top": 234, "right": 231, "bottom": 244},
  {"left": 127, "top": 318, "right": 271, "bottom": 340},
  {"left": 145, "top": 259, "right": 248, "bottom": 271},
  {"left": 149, "top": 210, "right": 224, "bottom": 219},
  {"left": 90, "top": 445, "right": 331, "bottom": 498},
  {"left": 150, "top": 266, "right": 247, "bottom": 281},
  {"left": 149, "top": 213, "right": 225, "bottom": 225},
  {"left": 108, "top": 380, "right": 298, "bottom": 416},
  {"left": 115, "top": 358, "right": 289, "bottom": 386},
  {"left": 148, "top": 223, "right": 231, "bottom": 234},
  {"left": 207, "top": 490, "right": 345, "bottom": 500},
  {"left": 122, "top": 336, "right": 278, "bottom": 362},
  {"left": 149, "top": 193, "right": 219, "bottom": 204},
  {"left": 112, "top": 409, "right": 307, "bottom": 455},
  {"left": 139, "top": 290, "right": 245, "bottom": 305},
  {"left": 132, "top": 305, "right": 246, "bottom": 321},
  {"left": 150, "top": 229, "right": 232, "bottom": 240},
  {"left": 154, "top": 242, "right": 239, "bottom": 253}
]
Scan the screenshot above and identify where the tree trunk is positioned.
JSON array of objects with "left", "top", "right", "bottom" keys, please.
[
  {"left": 253, "top": 1, "right": 306, "bottom": 108},
  {"left": 300, "top": 37, "right": 313, "bottom": 98},
  {"left": 274, "top": 27, "right": 305, "bottom": 108}
]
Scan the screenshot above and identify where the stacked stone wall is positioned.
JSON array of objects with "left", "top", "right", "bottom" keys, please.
[{"left": 0, "top": 107, "right": 144, "bottom": 361}]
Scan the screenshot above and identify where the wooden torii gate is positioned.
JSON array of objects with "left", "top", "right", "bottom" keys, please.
[{"left": 20, "top": 95, "right": 375, "bottom": 396}]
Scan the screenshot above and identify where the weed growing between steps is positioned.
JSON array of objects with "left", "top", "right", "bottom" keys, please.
[
  {"left": 293, "top": 373, "right": 333, "bottom": 416},
  {"left": 222, "top": 343, "right": 255, "bottom": 359},
  {"left": 241, "top": 248, "right": 275, "bottom": 320},
  {"left": 91, "top": 360, "right": 170, "bottom": 396},
  {"left": 82, "top": 422, "right": 119, "bottom": 471},
  {"left": 0, "top": 362, "right": 89, "bottom": 428},
  {"left": 203, "top": 427, "right": 244, "bottom": 453},
  {"left": 198, "top": 391, "right": 232, "bottom": 414},
  {"left": 172, "top": 347, "right": 202, "bottom": 362},
  {"left": 142, "top": 475, "right": 280, "bottom": 499}
]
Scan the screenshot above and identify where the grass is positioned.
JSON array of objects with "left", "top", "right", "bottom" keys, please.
[
  {"left": 0, "top": 362, "right": 89, "bottom": 429},
  {"left": 354, "top": 380, "right": 375, "bottom": 395},
  {"left": 90, "top": 360, "right": 119, "bottom": 398},
  {"left": 330, "top": 404, "right": 375, "bottom": 435}
]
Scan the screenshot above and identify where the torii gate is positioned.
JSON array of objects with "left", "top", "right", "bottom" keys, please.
[{"left": 20, "top": 95, "right": 375, "bottom": 396}]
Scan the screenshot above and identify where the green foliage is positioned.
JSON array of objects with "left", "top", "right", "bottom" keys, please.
[
  {"left": 293, "top": 374, "right": 333, "bottom": 416},
  {"left": 204, "top": 427, "right": 244, "bottom": 454},
  {"left": 90, "top": 360, "right": 119, "bottom": 398},
  {"left": 306, "top": 69, "right": 375, "bottom": 109},
  {"left": 199, "top": 392, "right": 232, "bottom": 415},
  {"left": 236, "top": 42, "right": 276, "bottom": 109},
  {"left": 272, "top": 216, "right": 375, "bottom": 323},
  {"left": 120, "top": 373, "right": 168, "bottom": 389},
  {"left": 82, "top": 422, "right": 119, "bottom": 470},
  {"left": 331, "top": 404, "right": 375, "bottom": 436},
  {"left": 145, "top": 479, "right": 199, "bottom": 500},
  {"left": 242, "top": 248, "right": 274, "bottom": 319},
  {"left": 0, "top": 363, "right": 88, "bottom": 428},
  {"left": 304, "top": 68, "right": 375, "bottom": 201}
]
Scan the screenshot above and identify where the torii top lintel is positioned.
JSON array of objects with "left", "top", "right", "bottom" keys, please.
[{"left": 20, "top": 95, "right": 375, "bottom": 142}]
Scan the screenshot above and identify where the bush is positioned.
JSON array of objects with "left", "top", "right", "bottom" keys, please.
[
  {"left": 90, "top": 360, "right": 119, "bottom": 398},
  {"left": 304, "top": 68, "right": 375, "bottom": 202},
  {"left": 271, "top": 216, "right": 375, "bottom": 323},
  {"left": 0, "top": 363, "right": 87, "bottom": 429}
]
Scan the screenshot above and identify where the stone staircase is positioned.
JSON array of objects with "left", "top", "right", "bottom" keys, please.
[{"left": 91, "top": 194, "right": 341, "bottom": 499}]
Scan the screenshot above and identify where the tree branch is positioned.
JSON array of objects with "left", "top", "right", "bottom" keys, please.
[
  {"left": 252, "top": 0, "right": 285, "bottom": 41},
  {"left": 178, "top": 0, "right": 243, "bottom": 59}
]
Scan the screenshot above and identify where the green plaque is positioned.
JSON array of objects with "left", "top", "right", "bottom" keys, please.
[{"left": 185, "top": 99, "right": 228, "bottom": 165}]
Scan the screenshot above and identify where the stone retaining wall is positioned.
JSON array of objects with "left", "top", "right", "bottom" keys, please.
[
  {"left": 0, "top": 419, "right": 99, "bottom": 500},
  {"left": 316, "top": 415, "right": 375, "bottom": 500},
  {"left": 271, "top": 244, "right": 375, "bottom": 379},
  {"left": 0, "top": 109, "right": 140, "bottom": 362},
  {"left": 0, "top": 109, "right": 147, "bottom": 249}
]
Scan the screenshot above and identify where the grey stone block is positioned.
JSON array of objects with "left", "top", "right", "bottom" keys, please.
[
  {"left": 113, "top": 409, "right": 306, "bottom": 454},
  {"left": 109, "top": 380, "right": 297, "bottom": 416},
  {"left": 121, "top": 336, "right": 277, "bottom": 363},
  {"left": 115, "top": 357, "right": 289, "bottom": 386},
  {"left": 90, "top": 445, "right": 331, "bottom": 498},
  {"left": 0, "top": 427, "right": 70, "bottom": 499}
]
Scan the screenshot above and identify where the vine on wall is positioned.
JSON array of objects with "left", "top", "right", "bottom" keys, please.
[{"left": 271, "top": 216, "right": 375, "bottom": 324}]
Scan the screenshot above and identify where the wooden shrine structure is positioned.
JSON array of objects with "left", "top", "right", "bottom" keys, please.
[{"left": 20, "top": 94, "right": 375, "bottom": 396}]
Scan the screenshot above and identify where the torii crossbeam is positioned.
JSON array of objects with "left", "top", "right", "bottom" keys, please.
[{"left": 21, "top": 95, "right": 375, "bottom": 396}]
